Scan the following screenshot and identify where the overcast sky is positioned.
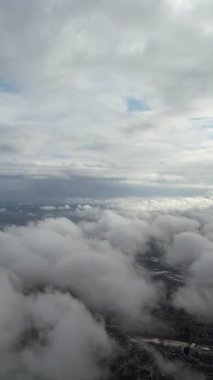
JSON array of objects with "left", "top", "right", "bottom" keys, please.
[{"left": 1, "top": 0, "right": 213, "bottom": 200}]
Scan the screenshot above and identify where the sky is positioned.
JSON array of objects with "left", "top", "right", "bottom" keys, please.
[{"left": 1, "top": 0, "right": 213, "bottom": 200}]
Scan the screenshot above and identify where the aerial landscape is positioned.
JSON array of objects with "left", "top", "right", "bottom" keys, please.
[{"left": 0, "top": 1, "right": 213, "bottom": 379}]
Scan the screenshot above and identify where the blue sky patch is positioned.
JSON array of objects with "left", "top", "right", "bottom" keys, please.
[
  {"left": 127, "top": 97, "right": 151, "bottom": 114},
  {"left": 0, "top": 78, "right": 19, "bottom": 94}
]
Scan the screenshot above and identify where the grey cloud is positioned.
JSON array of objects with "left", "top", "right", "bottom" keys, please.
[
  {"left": 78, "top": 207, "right": 150, "bottom": 256},
  {"left": 24, "top": 291, "right": 111, "bottom": 380},
  {"left": 0, "top": 199, "right": 213, "bottom": 377},
  {"left": 160, "top": 220, "right": 213, "bottom": 320},
  {"left": 171, "top": 239, "right": 213, "bottom": 320},
  {"left": 166, "top": 232, "right": 212, "bottom": 267},
  {"left": 0, "top": 0, "right": 213, "bottom": 189},
  {"left": 84, "top": 201, "right": 213, "bottom": 321},
  {"left": 0, "top": 143, "right": 18, "bottom": 154},
  {"left": 0, "top": 271, "right": 112, "bottom": 380},
  {"left": 0, "top": 176, "right": 209, "bottom": 203},
  {"left": 151, "top": 215, "right": 199, "bottom": 244},
  {"left": 0, "top": 216, "right": 159, "bottom": 326}
]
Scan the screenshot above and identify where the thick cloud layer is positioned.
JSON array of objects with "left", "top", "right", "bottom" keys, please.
[
  {"left": 0, "top": 217, "right": 159, "bottom": 325},
  {"left": 0, "top": 271, "right": 111, "bottom": 380},
  {"left": 0, "top": 209, "right": 164, "bottom": 378},
  {"left": 169, "top": 233, "right": 213, "bottom": 320},
  {"left": 0, "top": 211, "right": 155, "bottom": 378},
  {"left": 150, "top": 214, "right": 199, "bottom": 243},
  {"left": 76, "top": 204, "right": 213, "bottom": 321},
  {"left": 0, "top": 203, "right": 213, "bottom": 378},
  {"left": 78, "top": 207, "right": 150, "bottom": 255}
]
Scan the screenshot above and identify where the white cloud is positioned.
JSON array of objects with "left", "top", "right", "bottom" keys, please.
[
  {"left": 0, "top": 271, "right": 112, "bottom": 380},
  {"left": 151, "top": 215, "right": 199, "bottom": 243},
  {"left": 79, "top": 208, "right": 150, "bottom": 256},
  {"left": 0, "top": 216, "right": 159, "bottom": 325},
  {"left": 40, "top": 205, "right": 57, "bottom": 210},
  {"left": 157, "top": 212, "right": 213, "bottom": 320},
  {"left": 0, "top": 0, "right": 213, "bottom": 192},
  {"left": 0, "top": 200, "right": 213, "bottom": 376},
  {"left": 24, "top": 291, "right": 112, "bottom": 380}
]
